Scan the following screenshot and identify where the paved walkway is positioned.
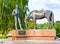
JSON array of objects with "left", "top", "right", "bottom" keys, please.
[{"left": 0, "top": 40, "right": 60, "bottom": 44}]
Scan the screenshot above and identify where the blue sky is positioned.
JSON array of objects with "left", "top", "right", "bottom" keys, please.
[{"left": 28, "top": 0, "right": 60, "bottom": 24}]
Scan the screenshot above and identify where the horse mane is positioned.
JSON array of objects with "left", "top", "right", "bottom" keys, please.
[{"left": 28, "top": 10, "right": 39, "bottom": 15}]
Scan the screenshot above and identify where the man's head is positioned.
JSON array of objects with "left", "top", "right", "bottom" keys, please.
[{"left": 15, "top": 4, "right": 18, "bottom": 9}]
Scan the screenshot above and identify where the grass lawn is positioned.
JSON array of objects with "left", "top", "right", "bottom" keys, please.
[{"left": 0, "top": 36, "right": 7, "bottom": 39}]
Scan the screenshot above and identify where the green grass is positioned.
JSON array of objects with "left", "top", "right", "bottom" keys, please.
[{"left": 0, "top": 36, "right": 7, "bottom": 39}]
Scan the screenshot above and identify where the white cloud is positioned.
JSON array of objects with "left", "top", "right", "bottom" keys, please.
[
  {"left": 48, "top": 0, "right": 60, "bottom": 5},
  {"left": 28, "top": 0, "right": 47, "bottom": 11},
  {"left": 53, "top": 9, "right": 60, "bottom": 21}
]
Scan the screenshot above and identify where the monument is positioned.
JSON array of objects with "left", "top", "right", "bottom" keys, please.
[{"left": 8, "top": 8, "right": 56, "bottom": 40}]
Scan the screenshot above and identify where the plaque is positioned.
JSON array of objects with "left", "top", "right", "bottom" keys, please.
[{"left": 18, "top": 30, "right": 26, "bottom": 35}]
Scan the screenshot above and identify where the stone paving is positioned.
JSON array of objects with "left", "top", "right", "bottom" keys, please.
[{"left": 0, "top": 40, "right": 60, "bottom": 44}]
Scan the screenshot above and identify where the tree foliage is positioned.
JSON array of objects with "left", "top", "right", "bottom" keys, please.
[
  {"left": 55, "top": 21, "right": 60, "bottom": 37},
  {"left": 0, "top": 0, "right": 29, "bottom": 38},
  {"left": 26, "top": 20, "right": 34, "bottom": 29},
  {"left": 36, "top": 21, "right": 60, "bottom": 37}
]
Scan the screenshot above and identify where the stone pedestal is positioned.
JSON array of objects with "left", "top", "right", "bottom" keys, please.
[
  {"left": 26, "top": 29, "right": 56, "bottom": 40},
  {"left": 8, "top": 29, "right": 56, "bottom": 40}
]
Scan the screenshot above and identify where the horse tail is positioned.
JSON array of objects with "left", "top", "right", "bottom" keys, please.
[
  {"left": 51, "top": 12, "right": 54, "bottom": 26},
  {"left": 51, "top": 11, "right": 54, "bottom": 28},
  {"left": 51, "top": 12, "right": 54, "bottom": 21}
]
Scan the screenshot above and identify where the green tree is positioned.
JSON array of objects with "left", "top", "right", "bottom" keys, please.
[
  {"left": 55, "top": 21, "right": 60, "bottom": 37},
  {"left": 26, "top": 20, "right": 34, "bottom": 29},
  {"left": 0, "top": 0, "right": 29, "bottom": 38}
]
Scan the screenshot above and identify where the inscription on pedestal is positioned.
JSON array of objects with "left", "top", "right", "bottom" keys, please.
[{"left": 18, "top": 30, "right": 26, "bottom": 35}]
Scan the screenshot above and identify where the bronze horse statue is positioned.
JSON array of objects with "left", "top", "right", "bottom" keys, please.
[{"left": 25, "top": 9, "right": 54, "bottom": 29}]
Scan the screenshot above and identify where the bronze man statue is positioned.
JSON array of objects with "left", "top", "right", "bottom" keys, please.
[{"left": 12, "top": 5, "right": 22, "bottom": 30}]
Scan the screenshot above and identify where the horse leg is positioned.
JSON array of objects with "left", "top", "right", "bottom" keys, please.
[
  {"left": 51, "top": 15, "right": 54, "bottom": 29},
  {"left": 26, "top": 23, "right": 27, "bottom": 27},
  {"left": 52, "top": 20, "right": 54, "bottom": 29},
  {"left": 33, "top": 16, "right": 36, "bottom": 29},
  {"left": 47, "top": 20, "right": 50, "bottom": 29},
  {"left": 26, "top": 22, "right": 28, "bottom": 27},
  {"left": 46, "top": 17, "right": 50, "bottom": 29},
  {"left": 34, "top": 19, "right": 36, "bottom": 29}
]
